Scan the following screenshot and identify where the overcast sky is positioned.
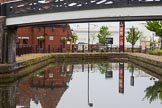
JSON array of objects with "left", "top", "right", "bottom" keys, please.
[{"left": 70, "top": 21, "right": 146, "bottom": 29}]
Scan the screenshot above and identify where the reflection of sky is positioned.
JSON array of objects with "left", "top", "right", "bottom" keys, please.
[
  {"left": 57, "top": 63, "right": 161, "bottom": 108},
  {"left": 30, "top": 100, "right": 42, "bottom": 108},
  {"left": 70, "top": 21, "right": 146, "bottom": 29},
  {"left": 17, "top": 100, "right": 42, "bottom": 108}
]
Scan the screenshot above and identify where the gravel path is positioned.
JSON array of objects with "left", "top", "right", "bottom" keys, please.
[{"left": 128, "top": 53, "right": 162, "bottom": 62}]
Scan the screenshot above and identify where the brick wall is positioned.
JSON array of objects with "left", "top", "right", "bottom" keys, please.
[{"left": 17, "top": 24, "right": 72, "bottom": 53}]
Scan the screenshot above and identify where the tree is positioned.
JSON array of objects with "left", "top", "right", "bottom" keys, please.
[
  {"left": 146, "top": 21, "right": 162, "bottom": 49},
  {"left": 72, "top": 32, "right": 78, "bottom": 44},
  {"left": 97, "top": 26, "right": 111, "bottom": 45},
  {"left": 126, "top": 26, "right": 140, "bottom": 53}
]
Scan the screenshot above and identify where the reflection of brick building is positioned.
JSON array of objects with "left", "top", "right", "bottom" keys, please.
[
  {"left": 0, "top": 0, "right": 8, "bottom": 3},
  {"left": 31, "top": 65, "right": 72, "bottom": 88},
  {"left": 17, "top": 24, "right": 72, "bottom": 53},
  {"left": 16, "top": 64, "right": 73, "bottom": 108}
]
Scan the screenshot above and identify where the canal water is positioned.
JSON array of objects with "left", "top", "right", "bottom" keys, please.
[{"left": 0, "top": 62, "right": 162, "bottom": 108}]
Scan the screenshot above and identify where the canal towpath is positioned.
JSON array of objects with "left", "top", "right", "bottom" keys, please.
[{"left": 15, "top": 53, "right": 162, "bottom": 63}]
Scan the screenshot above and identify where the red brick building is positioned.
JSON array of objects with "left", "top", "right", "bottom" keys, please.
[{"left": 17, "top": 24, "right": 73, "bottom": 53}]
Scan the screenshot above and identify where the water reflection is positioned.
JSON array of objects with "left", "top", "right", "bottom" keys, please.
[
  {"left": 0, "top": 83, "right": 16, "bottom": 108},
  {"left": 88, "top": 63, "right": 93, "bottom": 107},
  {"left": 119, "top": 63, "right": 124, "bottom": 93},
  {"left": 0, "top": 62, "right": 162, "bottom": 108},
  {"left": 144, "top": 81, "right": 162, "bottom": 104},
  {"left": 127, "top": 63, "right": 135, "bottom": 86},
  {"left": 0, "top": 64, "right": 73, "bottom": 108}
]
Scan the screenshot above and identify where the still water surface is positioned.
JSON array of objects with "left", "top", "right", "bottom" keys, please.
[{"left": 1, "top": 62, "right": 162, "bottom": 108}]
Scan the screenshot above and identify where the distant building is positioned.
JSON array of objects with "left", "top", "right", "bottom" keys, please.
[
  {"left": 70, "top": 22, "right": 155, "bottom": 49},
  {"left": 17, "top": 24, "right": 72, "bottom": 53}
]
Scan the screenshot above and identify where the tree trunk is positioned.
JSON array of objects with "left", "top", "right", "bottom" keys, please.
[
  {"left": 132, "top": 45, "right": 134, "bottom": 53},
  {"left": 161, "top": 37, "right": 162, "bottom": 49}
]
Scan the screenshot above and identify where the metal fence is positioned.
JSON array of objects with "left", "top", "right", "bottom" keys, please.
[
  {"left": 16, "top": 44, "right": 33, "bottom": 56},
  {"left": 16, "top": 44, "right": 142, "bottom": 56},
  {"left": 16, "top": 44, "right": 63, "bottom": 56}
]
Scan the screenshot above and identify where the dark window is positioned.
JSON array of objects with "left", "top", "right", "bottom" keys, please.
[
  {"left": 23, "top": 39, "right": 28, "bottom": 44},
  {"left": 38, "top": 27, "right": 41, "bottom": 32}
]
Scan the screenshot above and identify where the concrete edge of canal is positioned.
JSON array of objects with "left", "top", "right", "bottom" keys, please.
[{"left": 0, "top": 52, "right": 162, "bottom": 83}]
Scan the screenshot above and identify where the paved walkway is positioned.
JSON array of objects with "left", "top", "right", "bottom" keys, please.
[
  {"left": 16, "top": 53, "right": 50, "bottom": 62},
  {"left": 16, "top": 53, "right": 162, "bottom": 63},
  {"left": 128, "top": 53, "right": 162, "bottom": 62}
]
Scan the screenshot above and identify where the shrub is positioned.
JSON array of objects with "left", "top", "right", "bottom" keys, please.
[{"left": 148, "top": 49, "right": 162, "bottom": 56}]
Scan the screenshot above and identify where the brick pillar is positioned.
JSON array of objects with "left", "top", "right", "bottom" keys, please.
[
  {"left": 0, "top": 16, "right": 5, "bottom": 63},
  {"left": 0, "top": 16, "right": 17, "bottom": 64},
  {"left": 7, "top": 26, "right": 17, "bottom": 64}
]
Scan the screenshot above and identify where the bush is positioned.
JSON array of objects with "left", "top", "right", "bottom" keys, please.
[{"left": 148, "top": 49, "right": 162, "bottom": 56}]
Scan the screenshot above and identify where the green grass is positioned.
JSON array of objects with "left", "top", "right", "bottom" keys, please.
[{"left": 148, "top": 49, "right": 162, "bottom": 56}]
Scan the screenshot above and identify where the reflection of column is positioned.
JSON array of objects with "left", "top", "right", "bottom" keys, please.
[
  {"left": 119, "top": 63, "right": 124, "bottom": 93},
  {"left": 82, "top": 63, "right": 84, "bottom": 72},
  {"left": 0, "top": 83, "right": 17, "bottom": 108},
  {"left": 88, "top": 63, "right": 93, "bottom": 107},
  {"left": 130, "top": 72, "right": 134, "bottom": 86}
]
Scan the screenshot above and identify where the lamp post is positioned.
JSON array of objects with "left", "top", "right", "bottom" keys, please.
[
  {"left": 88, "top": 23, "right": 90, "bottom": 52},
  {"left": 88, "top": 23, "right": 98, "bottom": 52}
]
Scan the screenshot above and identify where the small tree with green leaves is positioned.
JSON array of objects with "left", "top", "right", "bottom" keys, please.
[
  {"left": 146, "top": 21, "right": 162, "bottom": 49},
  {"left": 97, "top": 26, "right": 111, "bottom": 45},
  {"left": 126, "top": 26, "right": 140, "bottom": 53},
  {"left": 72, "top": 32, "right": 78, "bottom": 44}
]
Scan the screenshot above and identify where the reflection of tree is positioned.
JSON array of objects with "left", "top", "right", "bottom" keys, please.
[
  {"left": 144, "top": 81, "right": 162, "bottom": 103},
  {"left": 127, "top": 63, "right": 135, "bottom": 74},
  {"left": 98, "top": 63, "right": 110, "bottom": 74},
  {"left": 127, "top": 63, "right": 135, "bottom": 86}
]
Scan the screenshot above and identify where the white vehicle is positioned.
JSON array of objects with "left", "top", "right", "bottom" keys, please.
[{"left": 78, "top": 42, "right": 88, "bottom": 51}]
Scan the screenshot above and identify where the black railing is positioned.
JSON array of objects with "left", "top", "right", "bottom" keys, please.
[
  {"left": 16, "top": 44, "right": 33, "bottom": 56},
  {"left": 16, "top": 44, "right": 63, "bottom": 56},
  {"left": 1, "top": 0, "right": 162, "bottom": 17}
]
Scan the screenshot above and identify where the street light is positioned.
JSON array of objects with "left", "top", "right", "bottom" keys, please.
[
  {"left": 88, "top": 23, "right": 98, "bottom": 52},
  {"left": 88, "top": 23, "right": 90, "bottom": 52}
]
